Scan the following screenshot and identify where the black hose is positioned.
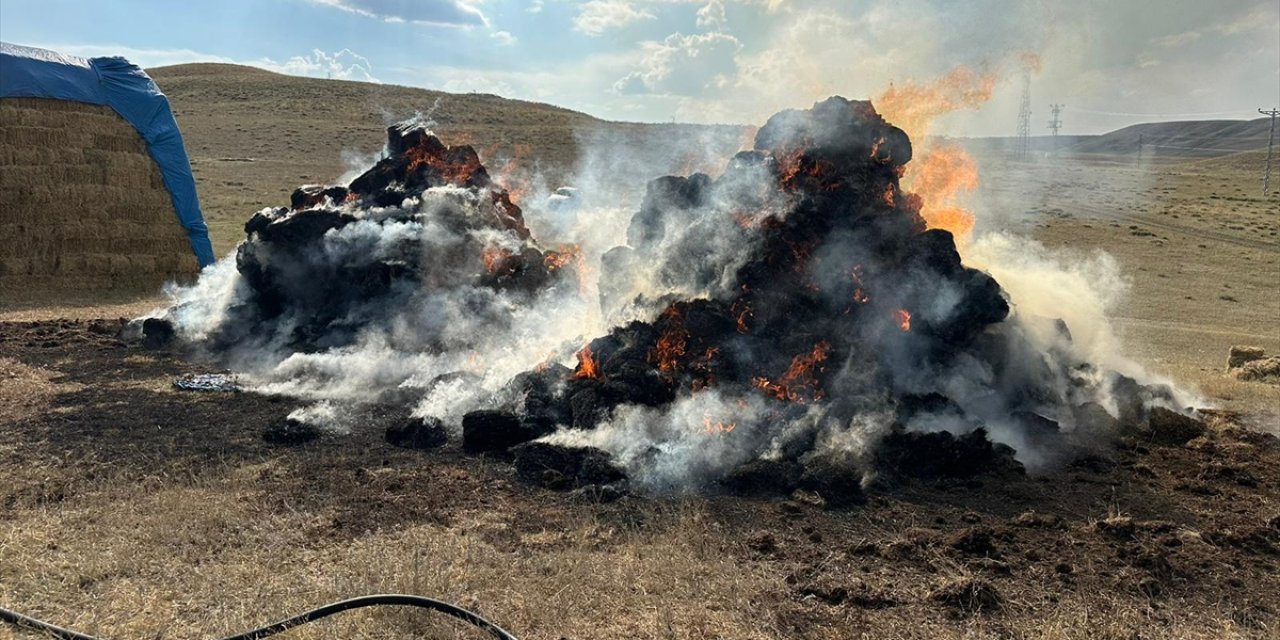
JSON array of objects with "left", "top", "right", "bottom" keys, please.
[{"left": 1, "top": 594, "right": 519, "bottom": 640}]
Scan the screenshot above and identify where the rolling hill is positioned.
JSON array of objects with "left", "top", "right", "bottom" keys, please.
[{"left": 1064, "top": 118, "right": 1272, "bottom": 156}]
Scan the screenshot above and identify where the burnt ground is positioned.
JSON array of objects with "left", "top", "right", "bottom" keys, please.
[{"left": 2, "top": 319, "right": 1279, "bottom": 639}]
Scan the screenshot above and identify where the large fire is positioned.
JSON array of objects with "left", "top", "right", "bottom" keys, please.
[
  {"left": 167, "top": 91, "right": 1182, "bottom": 500},
  {"left": 903, "top": 145, "right": 979, "bottom": 238},
  {"left": 874, "top": 65, "right": 997, "bottom": 242}
]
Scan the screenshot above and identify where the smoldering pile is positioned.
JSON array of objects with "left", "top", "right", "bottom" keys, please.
[
  {"left": 211, "top": 122, "right": 581, "bottom": 353},
  {"left": 150, "top": 97, "right": 1190, "bottom": 504}
]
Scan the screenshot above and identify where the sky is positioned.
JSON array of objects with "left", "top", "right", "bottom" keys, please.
[{"left": 1, "top": 0, "right": 1277, "bottom": 136}]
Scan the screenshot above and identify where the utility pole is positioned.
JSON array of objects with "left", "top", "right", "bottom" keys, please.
[
  {"left": 1047, "top": 103, "right": 1064, "bottom": 153},
  {"left": 1016, "top": 70, "right": 1032, "bottom": 160},
  {"left": 1261, "top": 107, "right": 1279, "bottom": 196}
]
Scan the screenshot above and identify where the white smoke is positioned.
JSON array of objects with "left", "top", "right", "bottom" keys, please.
[{"left": 151, "top": 100, "right": 1195, "bottom": 491}]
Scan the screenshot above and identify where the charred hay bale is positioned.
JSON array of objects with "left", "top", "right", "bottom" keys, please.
[
  {"left": 1227, "top": 345, "right": 1266, "bottom": 369},
  {"left": 569, "top": 387, "right": 613, "bottom": 429},
  {"left": 290, "top": 185, "right": 349, "bottom": 210},
  {"left": 254, "top": 209, "right": 356, "bottom": 246},
  {"left": 508, "top": 365, "right": 573, "bottom": 425},
  {"left": 1073, "top": 401, "right": 1120, "bottom": 437},
  {"left": 1146, "top": 407, "right": 1207, "bottom": 446},
  {"left": 798, "top": 457, "right": 866, "bottom": 507},
  {"left": 385, "top": 416, "right": 447, "bottom": 450},
  {"left": 1010, "top": 410, "right": 1063, "bottom": 449},
  {"left": 461, "top": 410, "right": 543, "bottom": 454},
  {"left": 1109, "top": 374, "right": 1181, "bottom": 431},
  {"left": 626, "top": 174, "right": 714, "bottom": 248},
  {"left": 875, "top": 426, "right": 1024, "bottom": 479},
  {"left": 721, "top": 459, "right": 804, "bottom": 496},
  {"left": 753, "top": 96, "right": 912, "bottom": 167},
  {"left": 263, "top": 417, "right": 320, "bottom": 446},
  {"left": 511, "top": 442, "right": 626, "bottom": 490},
  {"left": 141, "top": 317, "right": 175, "bottom": 349}
]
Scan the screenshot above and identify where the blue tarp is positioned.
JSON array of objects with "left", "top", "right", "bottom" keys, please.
[{"left": 1, "top": 42, "right": 215, "bottom": 267}]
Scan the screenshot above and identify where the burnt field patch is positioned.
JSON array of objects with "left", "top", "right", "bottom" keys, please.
[{"left": 2, "top": 320, "right": 1278, "bottom": 638}]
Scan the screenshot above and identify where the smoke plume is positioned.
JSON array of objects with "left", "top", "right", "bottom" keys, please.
[{"left": 151, "top": 96, "right": 1192, "bottom": 496}]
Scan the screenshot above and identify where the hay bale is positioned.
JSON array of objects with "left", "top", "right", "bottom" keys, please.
[
  {"left": 0, "top": 97, "right": 198, "bottom": 296},
  {"left": 1227, "top": 346, "right": 1266, "bottom": 369},
  {"left": 1234, "top": 357, "right": 1280, "bottom": 383}
]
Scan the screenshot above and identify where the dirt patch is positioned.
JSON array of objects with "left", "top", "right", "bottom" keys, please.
[{"left": 2, "top": 320, "right": 1279, "bottom": 639}]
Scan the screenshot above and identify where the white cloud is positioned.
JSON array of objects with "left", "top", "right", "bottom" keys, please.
[
  {"left": 490, "top": 30, "right": 517, "bottom": 46},
  {"left": 614, "top": 31, "right": 741, "bottom": 95},
  {"left": 1152, "top": 31, "right": 1200, "bottom": 47},
  {"left": 696, "top": 0, "right": 726, "bottom": 28},
  {"left": 574, "top": 0, "right": 656, "bottom": 35},
  {"left": 309, "top": 0, "right": 487, "bottom": 27},
  {"left": 527, "top": 0, "right": 544, "bottom": 13},
  {"left": 253, "top": 49, "right": 380, "bottom": 82}
]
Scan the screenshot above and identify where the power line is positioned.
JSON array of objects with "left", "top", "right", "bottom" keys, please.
[
  {"left": 1015, "top": 70, "right": 1031, "bottom": 160},
  {"left": 1047, "top": 103, "right": 1064, "bottom": 152},
  {"left": 1261, "top": 107, "right": 1279, "bottom": 196}
]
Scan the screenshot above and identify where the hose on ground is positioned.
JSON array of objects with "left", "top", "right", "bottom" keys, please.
[{"left": 1, "top": 594, "right": 519, "bottom": 640}]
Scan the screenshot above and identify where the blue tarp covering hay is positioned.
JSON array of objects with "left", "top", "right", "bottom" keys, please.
[{"left": 1, "top": 42, "right": 214, "bottom": 267}]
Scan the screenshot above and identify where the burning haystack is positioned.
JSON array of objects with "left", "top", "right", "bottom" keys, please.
[{"left": 152, "top": 97, "right": 1189, "bottom": 500}]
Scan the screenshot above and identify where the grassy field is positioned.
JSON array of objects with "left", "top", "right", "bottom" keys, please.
[
  {"left": 2, "top": 68, "right": 1278, "bottom": 639},
  {"left": 965, "top": 149, "right": 1279, "bottom": 418}
]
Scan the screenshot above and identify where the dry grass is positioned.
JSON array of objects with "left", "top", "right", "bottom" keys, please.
[
  {"left": 968, "top": 150, "right": 1279, "bottom": 417},
  {"left": 1, "top": 478, "right": 779, "bottom": 639},
  {"left": 0, "top": 98, "right": 199, "bottom": 296},
  {"left": 0, "top": 356, "right": 59, "bottom": 423}
]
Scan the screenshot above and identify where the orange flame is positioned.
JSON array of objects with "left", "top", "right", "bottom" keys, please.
[
  {"left": 543, "top": 244, "right": 582, "bottom": 271},
  {"left": 874, "top": 66, "right": 996, "bottom": 242},
  {"left": 895, "top": 309, "right": 912, "bottom": 332},
  {"left": 753, "top": 341, "right": 831, "bottom": 403},
  {"left": 574, "top": 344, "right": 601, "bottom": 380},
  {"left": 405, "top": 141, "right": 484, "bottom": 185},
  {"left": 649, "top": 306, "right": 689, "bottom": 378},
  {"left": 702, "top": 416, "right": 737, "bottom": 434},
  {"left": 904, "top": 145, "right": 978, "bottom": 238},
  {"left": 874, "top": 65, "right": 997, "bottom": 142},
  {"left": 482, "top": 246, "right": 513, "bottom": 274},
  {"left": 494, "top": 143, "right": 533, "bottom": 204}
]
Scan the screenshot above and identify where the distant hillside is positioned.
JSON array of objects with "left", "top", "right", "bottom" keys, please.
[
  {"left": 147, "top": 63, "right": 749, "bottom": 253},
  {"left": 1183, "top": 148, "right": 1273, "bottom": 173},
  {"left": 1065, "top": 119, "right": 1271, "bottom": 157},
  {"left": 955, "top": 135, "right": 1098, "bottom": 155}
]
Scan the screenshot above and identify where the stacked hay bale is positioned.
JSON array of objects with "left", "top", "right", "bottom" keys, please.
[{"left": 0, "top": 97, "right": 198, "bottom": 296}]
